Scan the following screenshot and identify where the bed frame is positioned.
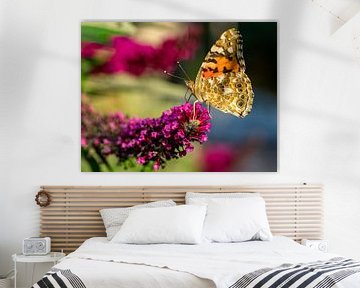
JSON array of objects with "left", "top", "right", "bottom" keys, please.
[{"left": 39, "top": 184, "right": 323, "bottom": 253}]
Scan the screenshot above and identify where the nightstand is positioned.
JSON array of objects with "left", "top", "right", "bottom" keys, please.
[
  {"left": 12, "top": 252, "right": 65, "bottom": 288},
  {"left": 301, "top": 239, "right": 328, "bottom": 252}
]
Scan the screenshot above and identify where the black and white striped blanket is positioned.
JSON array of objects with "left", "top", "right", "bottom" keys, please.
[
  {"left": 32, "top": 258, "right": 360, "bottom": 288},
  {"left": 230, "top": 257, "right": 360, "bottom": 288},
  {"left": 32, "top": 268, "right": 86, "bottom": 288}
]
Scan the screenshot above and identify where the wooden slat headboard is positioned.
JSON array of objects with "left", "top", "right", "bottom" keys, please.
[{"left": 39, "top": 184, "right": 323, "bottom": 253}]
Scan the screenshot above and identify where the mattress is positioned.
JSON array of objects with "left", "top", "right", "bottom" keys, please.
[{"left": 35, "top": 236, "right": 360, "bottom": 288}]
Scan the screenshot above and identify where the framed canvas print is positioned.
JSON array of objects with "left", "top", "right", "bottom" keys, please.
[{"left": 81, "top": 22, "right": 277, "bottom": 172}]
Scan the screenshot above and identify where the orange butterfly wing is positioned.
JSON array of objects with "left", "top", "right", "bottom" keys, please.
[{"left": 192, "top": 28, "right": 254, "bottom": 118}]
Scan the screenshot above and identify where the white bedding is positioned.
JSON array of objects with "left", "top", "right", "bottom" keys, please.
[{"left": 53, "top": 237, "right": 360, "bottom": 288}]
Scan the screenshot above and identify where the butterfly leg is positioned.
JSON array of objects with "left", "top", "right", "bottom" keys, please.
[
  {"left": 192, "top": 100, "right": 199, "bottom": 120},
  {"left": 184, "top": 92, "right": 196, "bottom": 103},
  {"left": 184, "top": 88, "right": 190, "bottom": 103},
  {"left": 187, "top": 94, "right": 195, "bottom": 102},
  {"left": 207, "top": 102, "right": 212, "bottom": 119}
]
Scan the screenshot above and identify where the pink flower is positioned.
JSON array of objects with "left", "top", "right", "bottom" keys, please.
[
  {"left": 82, "top": 25, "right": 202, "bottom": 76},
  {"left": 81, "top": 137, "right": 87, "bottom": 147},
  {"left": 153, "top": 160, "right": 161, "bottom": 171},
  {"left": 81, "top": 101, "right": 211, "bottom": 171},
  {"left": 137, "top": 156, "right": 146, "bottom": 165},
  {"left": 202, "top": 144, "right": 236, "bottom": 172},
  {"left": 99, "top": 37, "right": 156, "bottom": 76},
  {"left": 81, "top": 42, "right": 104, "bottom": 58}
]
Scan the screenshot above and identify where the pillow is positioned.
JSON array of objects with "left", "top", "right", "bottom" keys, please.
[
  {"left": 202, "top": 197, "right": 272, "bottom": 243},
  {"left": 186, "top": 192, "right": 259, "bottom": 204},
  {"left": 111, "top": 205, "right": 207, "bottom": 244},
  {"left": 100, "top": 200, "right": 176, "bottom": 240}
]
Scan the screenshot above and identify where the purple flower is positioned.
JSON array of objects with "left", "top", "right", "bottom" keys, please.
[
  {"left": 81, "top": 99, "right": 125, "bottom": 156},
  {"left": 82, "top": 25, "right": 202, "bottom": 76},
  {"left": 153, "top": 160, "right": 161, "bottom": 171},
  {"left": 201, "top": 144, "right": 236, "bottom": 172},
  {"left": 81, "top": 137, "right": 87, "bottom": 147},
  {"left": 81, "top": 101, "right": 211, "bottom": 171},
  {"left": 81, "top": 42, "right": 104, "bottom": 58},
  {"left": 99, "top": 37, "right": 156, "bottom": 76},
  {"left": 137, "top": 156, "right": 146, "bottom": 165}
]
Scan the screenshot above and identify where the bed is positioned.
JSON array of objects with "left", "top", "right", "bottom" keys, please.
[
  {"left": 33, "top": 185, "right": 360, "bottom": 288},
  {"left": 33, "top": 236, "right": 360, "bottom": 288}
]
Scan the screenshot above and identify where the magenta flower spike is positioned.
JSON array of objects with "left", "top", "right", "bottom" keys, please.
[{"left": 81, "top": 102, "right": 211, "bottom": 171}]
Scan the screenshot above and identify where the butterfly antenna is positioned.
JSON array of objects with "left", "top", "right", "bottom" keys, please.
[
  {"left": 176, "top": 61, "right": 191, "bottom": 81},
  {"left": 163, "top": 70, "right": 186, "bottom": 81}
]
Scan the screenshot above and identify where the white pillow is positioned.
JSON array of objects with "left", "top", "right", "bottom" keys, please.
[
  {"left": 111, "top": 205, "right": 207, "bottom": 244},
  {"left": 100, "top": 200, "right": 176, "bottom": 240},
  {"left": 202, "top": 197, "right": 272, "bottom": 243},
  {"left": 186, "top": 192, "right": 259, "bottom": 204}
]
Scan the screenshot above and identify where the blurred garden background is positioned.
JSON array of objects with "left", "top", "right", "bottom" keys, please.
[{"left": 81, "top": 22, "right": 277, "bottom": 172}]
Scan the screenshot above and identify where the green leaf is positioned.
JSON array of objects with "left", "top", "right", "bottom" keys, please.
[
  {"left": 93, "top": 147, "right": 114, "bottom": 172},
  {"left": 81, "top": 59, "right": 92, "bottom": 74},
  {"left": 81, "top": 148, "right": 101, "bottom": 172},
  {"left": 81, "top": 24, "right": 130, "bottom": 44}
]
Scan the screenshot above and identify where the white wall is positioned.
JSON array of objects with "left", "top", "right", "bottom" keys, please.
[{"left": 1, "top": 0, "right": 360, "bottom": 286}]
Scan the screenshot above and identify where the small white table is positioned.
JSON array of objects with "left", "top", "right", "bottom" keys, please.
[{"left": 12, "top": 252, "right": 65, "bottom": 288}]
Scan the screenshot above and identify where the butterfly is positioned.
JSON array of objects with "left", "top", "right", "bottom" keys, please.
[{"left": 184, "top": 28, "right": 254, "bottom": 118}]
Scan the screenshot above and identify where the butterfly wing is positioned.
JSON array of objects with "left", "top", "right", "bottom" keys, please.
[{"left": 194, "top": 28, "right": 254, "bottom": 118}]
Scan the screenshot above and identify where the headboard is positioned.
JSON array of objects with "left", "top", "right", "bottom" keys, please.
[{"left": 39, "top": 184, "right": 323, "bottom": 253}]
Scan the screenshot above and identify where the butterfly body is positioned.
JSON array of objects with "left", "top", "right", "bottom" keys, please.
[{"left": 186, "top": 28, "right": 254, "bottom": 118}]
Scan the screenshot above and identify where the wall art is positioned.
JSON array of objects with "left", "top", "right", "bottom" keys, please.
[{"left": 81, "top": 22, "right": 277, "bottom": 172}]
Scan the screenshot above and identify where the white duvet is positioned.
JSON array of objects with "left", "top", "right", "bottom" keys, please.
[{"left": 53, "top": 237, "right": 360, "bottom": 288}]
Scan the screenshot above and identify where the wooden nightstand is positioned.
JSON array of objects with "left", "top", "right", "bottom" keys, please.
[{"left": 12, "top": 252, "right": 65, "bottom": 288}]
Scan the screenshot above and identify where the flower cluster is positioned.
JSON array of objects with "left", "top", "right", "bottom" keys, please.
[
  {"left": 81, "top": 25, "right": 201, "bottom": 76},
  {"left": 81, "top": 102, "right": 126, "bottom": 157},
  {"left": 201, "top": 144, "right": 236, "bottom": 172},
  {"left": 81, "top": 102, "right": 211, "bottom": 171},
  {"left": 81, "top": 42, "right": 104, "bottom": 59}
]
